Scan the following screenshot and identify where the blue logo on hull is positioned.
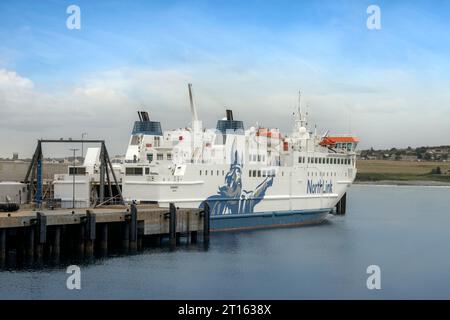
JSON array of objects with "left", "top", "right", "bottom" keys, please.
[
  {"left": 307, "top": 179, "right": 333, "bottom": 194},
  {"left": 201, "top": 150, "right": 274, "bottom": 215}
]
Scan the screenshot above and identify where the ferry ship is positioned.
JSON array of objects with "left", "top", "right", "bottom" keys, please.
[{"left": 54, "top": 85, "right": 358, "bottom": 231}]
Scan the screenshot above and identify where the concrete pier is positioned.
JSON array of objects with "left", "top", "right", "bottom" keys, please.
[{"left": 0, "top": 204, "right": 205, "bottom": 267}]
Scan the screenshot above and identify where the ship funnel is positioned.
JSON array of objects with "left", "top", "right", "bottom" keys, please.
[
  {"left": 138, "top": 111, "right": 150, "bottom": 122},
  {"left": 226, "top": 109, "right": 234, "bottom": 121}
]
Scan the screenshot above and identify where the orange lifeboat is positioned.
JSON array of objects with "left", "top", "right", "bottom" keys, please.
[{"left": 319, "top": 136, "right": 359, "bottom": 147}]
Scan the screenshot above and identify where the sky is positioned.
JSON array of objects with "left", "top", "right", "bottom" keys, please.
[{"left": 0, "top": 0, "right": 449, "bottom": 158}]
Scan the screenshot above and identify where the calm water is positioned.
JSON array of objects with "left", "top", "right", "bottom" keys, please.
[{"left": 1, "top": 185, "right": 450, "bottom": 299}]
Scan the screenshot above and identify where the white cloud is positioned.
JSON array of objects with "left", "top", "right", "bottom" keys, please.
[{"left": 0, "top": 66, "right": 449, "bottom": 158}]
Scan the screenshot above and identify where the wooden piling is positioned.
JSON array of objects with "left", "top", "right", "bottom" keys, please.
[
  {"left": 129, "top": 205, "right": 138, "bottom": 253},
  {"left": 335, "top": 193, "right": 347, "bottom": 215},
  {"left": 25, "top": 226, "right": 34, "bottom": 264},
  {"left": 77, "top": 223, "right": 85, "bottom": 259},
  {"left": 85, "top": 211, "right": 96, "bottom": 258},
  {"left": 52, "top": 226, "right": 61, "bottom": 261},
  {"left": 203, "top": 202, "right": 210, "bottom": 244},
  {"left": 191, "top": 231, "right": 198, "bottom": 244},
  {"left": 35, "top": 212, "right": 47, "bottom": 262},
  {"left": 0, "top": 229, "right": 6, "bottom": 266},
  {"left": 169, "top": 203, "right": 177, "bottom": 247},
  {"left": 122, "top": 220, "right": 130, "bottom": 253},
  {"left": 99, "top": 223, "right": 108, "bottom": 256},
  {"left": 341, "top": 193, "right": 347, "bottom": 215}
]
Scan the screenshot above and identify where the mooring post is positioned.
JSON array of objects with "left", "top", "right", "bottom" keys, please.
[
  {"left": 85, "top": 210, "right": 96, "bottom": 259},
  {"left": 35, "top": 212, "right": 47, "bottom": 262},
  {"left": 169, "top": 203, "right": 177, "bottom": 247},
  {"left": 99, "top": 223, "right": 108, "bottom": 256},
  {"left": 0, "top": 229, "right": 6, "bottom": 267},
  {"left": 129, "top": 204, "right": 138, "bottom": 253},
  {"left": 203, "top": 203, "right": 210, "bottom": 244}
]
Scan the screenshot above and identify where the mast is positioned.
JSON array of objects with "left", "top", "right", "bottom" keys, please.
[
  {"left": 294, "top": 90, "right": 307, "bottom": 131},
  {"left": 187, "top": 83, "right": 202, "bottom": 163},
  {"left": 188, "top": 83, "right": 198, "bottom": 122}
]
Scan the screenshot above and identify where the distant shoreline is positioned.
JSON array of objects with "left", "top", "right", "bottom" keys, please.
[{"left": 354, "top": 180, "right": 450, "bottom": 187}]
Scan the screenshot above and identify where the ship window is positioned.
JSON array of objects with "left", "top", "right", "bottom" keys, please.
[
  {"left": 211, "top": 170, "right": 213, "bottom": 176},
  {"left": 200, "top": 170, "right": 202, "bottom": 176},
  {"left": 167, "top": 153, "right": 172, "bottom": 160},
  {"left": 125, "top": 167, "right": 143, "bottom": 176},
  {"left": 130, "top": 135, "right": 140, "bottom": 145},
  {"left": 249, "top": 170, "right": 252, "bottom": 177},
  {"left": 315, "top": 158, "right": 318, "bottom": 164},
  {"left": 154, "top": 136, "right": 161, "bottom": 147},
  {"left": 69, "top": 167, "right": 86, "bottom": 175},
  {"left": 205, "top": 170, "right": 207, "bottom": 176},
  {"left": 145, "top": 167, "right": 150, "bottom": 175},
  {"left": 281, "top": 171, "right": 284, "bottom": 177},
  {"left": 262, "top": 170, "right": 266, "bottom": 177},
  {"left": 222, "top": 170, "right": 225, "bottom": 175},
  {"left": 157, "top": 154, "right": 163, "bottom": 160},
  {"left": 258, "top": 170, "right": 261, "bottom": 177},
  {"left": 147, "top": 154, "right": 153, "bottom": 162},
  {"left": 217, "top": 170, "right": 219, "bottom": 176},
  {"left": 298, "top": 157, "right": 301, "bottom": 163},
  {"left": 252, "top": 170, "right": 257, "bottom": 177}
]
